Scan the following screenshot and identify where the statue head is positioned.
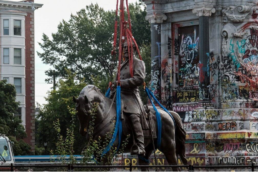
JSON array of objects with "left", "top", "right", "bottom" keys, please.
[{"left": 122, "top": 40, "right": 136, "bottom": 59}]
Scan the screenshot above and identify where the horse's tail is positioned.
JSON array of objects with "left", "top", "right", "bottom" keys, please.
[{"left": 170, "top": 111, "right": 188, "bottom": 165}]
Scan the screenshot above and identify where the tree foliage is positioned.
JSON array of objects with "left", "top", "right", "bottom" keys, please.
[
  {"left": 35, "top": 71, "right": 86, "bottom": 154},
  {"left": 36, "top": 2, "right": 151, "bottom": 155},
  {"left": 128, "top": 3, "right": 151, "bottom": 46},
  {"left": 139, "top": 44, "right": 151, "bottom": 104},
  {"left": 0, "top": 80, "right": 31, "bottom": 155},
  {"left": 38, "top": 2, "right": 150, "bottom": 91}
]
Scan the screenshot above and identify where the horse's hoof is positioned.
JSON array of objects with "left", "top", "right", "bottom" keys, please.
[{"left": 131, "top": 147, "right": 146, "bottom": 156}]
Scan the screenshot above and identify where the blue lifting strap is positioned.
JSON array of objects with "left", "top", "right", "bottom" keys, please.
[
  {"left": 101, "top": 86, "right": 122, "bottom": 157},
  {"left": 145, "top": 87, "right": 176, "bottom": 149},
  {"left": 145, "top": 88, "right": 162, "bottom": 148},
  {"left": 146, "top": 87, "right": 176, "bottom": 126},
  {"left": 105, "top": 87, "right": 111, "bottom": 97}
]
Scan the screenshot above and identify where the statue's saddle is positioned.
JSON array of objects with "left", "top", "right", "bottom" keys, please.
[
  {"left": 142, "top": 111, "right": 157, "bottom": 139},
  {"left": 121, "top": 105, "right": 157, "bottom": 139}
]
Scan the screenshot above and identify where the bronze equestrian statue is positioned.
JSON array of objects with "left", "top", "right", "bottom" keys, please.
[
  {"left": 73, "top": 42, "right": 187, "bottom": 171},
  {"left": 73, "top": 85, "right": 187, "bottom": 170}
]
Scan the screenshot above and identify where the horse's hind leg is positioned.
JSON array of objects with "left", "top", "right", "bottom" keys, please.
[{"left": 162, "top": 141, "right": 179, "bottom": 171}]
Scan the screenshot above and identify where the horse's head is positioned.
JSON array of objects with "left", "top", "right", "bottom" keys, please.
[
  {"left": 73, "top": 85, "right": 104, "bottom": 136},
  {"left": 73, "top": 95, "right": 91, "bottom": 115}
]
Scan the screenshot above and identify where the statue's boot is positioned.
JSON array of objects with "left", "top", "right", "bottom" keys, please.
[{"left": 129, "top": 114, "right": 145, "bottom": 155}]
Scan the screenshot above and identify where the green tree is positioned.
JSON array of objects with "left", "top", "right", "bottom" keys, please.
[
  {"left": 128, "top": 3, "right": 151, "bottom": 46},
  {"left": 35, "top": 71, "right": 86, "bottom": 154},
  {"left": 0, "top": 80, "right": 31, "bottom": 155},
  {"left": 38, "top": 2, "right": 150, "bottom": 92},
  {"left": 36, "top": 2, "right": 152, "bottom": 155},
  {"left": 139, "top": 44, "right": 151, "bottom": 104}
]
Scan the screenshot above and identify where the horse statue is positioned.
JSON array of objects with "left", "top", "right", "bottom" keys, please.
[{"left": 73, "top": 85, "right": 187, "bottom": 170}]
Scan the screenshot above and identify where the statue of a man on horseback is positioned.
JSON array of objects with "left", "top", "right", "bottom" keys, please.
[
  {"left": 110, "top": 41, "right": 147, "bottom": 155},
  {"left": 73, "top": 0, "right": 187, "bottom": 169}
]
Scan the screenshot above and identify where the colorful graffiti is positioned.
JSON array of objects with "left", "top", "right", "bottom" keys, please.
[
  {"left": 150, "top": 42, "right": 161, "bottom": 99},
  {"left": 150, "top": 9, "right": 258, "bottom": 167},
  {"left": 161, "top": 37, "right": 173, "bottom": 109},
  {"left": 178, "top": 26, "right": 199, "bottom": 87},
  {"left": 219, "top": 23, "right": 258, "bottom": 102},
  {"left": 183, "top": 109, "right": 258, "bottom": 121},
  {"left": 172, "top": 103, "right": 202, "bottom": 112},
  {"left": 173, "top": 90, "right": 199, "bottom": 103}
]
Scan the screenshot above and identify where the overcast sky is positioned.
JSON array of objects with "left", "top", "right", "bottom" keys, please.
[{"left": 31, "top": 0, "right": 139, "bottom": 105}]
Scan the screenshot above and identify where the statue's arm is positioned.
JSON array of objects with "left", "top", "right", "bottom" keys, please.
[{"left": 120, "top": 60, "right": 146, "bottom": 88}]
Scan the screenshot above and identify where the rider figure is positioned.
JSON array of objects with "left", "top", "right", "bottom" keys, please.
[{"left": 111, "top": 41, "right": 146, "bottom": 155}]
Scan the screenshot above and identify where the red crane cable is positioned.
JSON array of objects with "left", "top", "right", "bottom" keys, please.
[
  {"left": 117, "top": 0, "right": 125, "bottom": 84},
  {"left": 126, "top": 29, "right": 131, "bottom": 62},
  {"left": 112, "top": 0, "right": 119, "bottom": 52},
  {"left": 115, "top": 0, "right": 144, "bottom": 83},
  {"left": 125, "top": 0, "right": 132, "bottom": 32},
  {"left": 128, "top": 33, "right": 134, "bottom": 77},
  {"left": 126, "top": 29, "right": 134, "bottom": 77},
  {"left": 127, "top": 29, "right": 142, "bottom": 60}
]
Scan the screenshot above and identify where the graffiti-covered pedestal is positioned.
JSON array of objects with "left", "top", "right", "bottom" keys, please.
[{"left": 143, "top": 0, "right": 258, "bottom": 167}]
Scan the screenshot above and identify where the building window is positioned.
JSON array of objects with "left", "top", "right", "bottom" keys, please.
[
  {"left": 14, "top": 107, "right": 22, "bottom": 120},
  {"left": 14, "top": 20, "right": 21, "bottom": 36},
  {"left": 14, "top": 78, "right": 22, "bottom": 94},
  {"left": 14, "top": 48, "right": 22, "bottom": 64},
  {"left": 3, "top": 19, "right": 9, "bottom": 35},
  {"left": 3, "top": 48, "right": 9, "bottom": 64},
  {"left": 3, "top": 77, "right": 9, "bottom": 83}
]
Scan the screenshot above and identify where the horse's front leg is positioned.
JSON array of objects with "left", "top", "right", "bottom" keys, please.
[{"left": 138, "top": 144, "right": 153, "bottom": 171}]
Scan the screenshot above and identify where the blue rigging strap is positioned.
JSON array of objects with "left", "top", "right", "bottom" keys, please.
[
  {"left": 101, "top": 86, "right": 122, "bottom": 157},
  {"left": 145, "top": 88, "right": 162, "bottom": 148},
  {"left": 105, "top": 87, "right": 111, "bottom": 97},
  {"left": 145, "top": 87, "right": 176, "bottom": 149}
]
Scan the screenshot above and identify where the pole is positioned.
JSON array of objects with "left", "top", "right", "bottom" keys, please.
[
  {"left": 189, "top": 165, "right": 193, "bottom": 171},
  {"left": 11, "top": 163, "right": 13, "bottom": 171}
]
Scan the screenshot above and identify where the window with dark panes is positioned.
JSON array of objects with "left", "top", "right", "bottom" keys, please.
[
  {"left": 14, "top": 20, "right": 21, "bottom": 36},
  {"left": 3, "top": 48, "right": 9, "bottom": 64},
  {"left": 14, "top": 78, "right": 22, "bottom": 94},
  {"left": 14, "top": 48, "right": 21, "bottom": 64},
  {"left": 14, "top": 107, "right": 22, "bottom": 120},
  {"left": 3, "top": 19, "right": 9, "bottom": 35}
]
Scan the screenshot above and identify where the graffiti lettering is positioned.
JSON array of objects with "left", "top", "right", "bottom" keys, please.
[
  {"left": 178, "top": 26, "right": 199, "bottom": 87},
  {"left": 224, "top": 143, "right": 241, "bottom": 152},
  {"left": 172, "top": 103, "right": 202, "bottom": 112},
  {"left": 189, "top": 143, "right": 201, "bottom": 154},
  {"left": 187, "top": 157, "right": 205, "bottom": 166},
  {"left": 174, "top": 90, "right": 199, "bottom": 103},
  {"left": 246, "top": 143, "right": 258, "bottom": 153}
]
